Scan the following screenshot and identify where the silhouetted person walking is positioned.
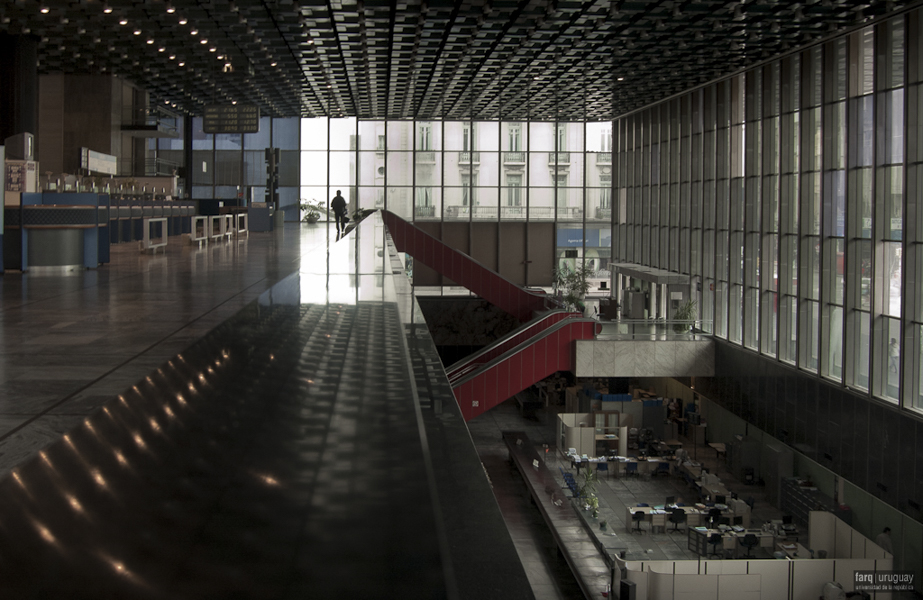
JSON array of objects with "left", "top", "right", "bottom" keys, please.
[{"left": 331, "top": 190, "right": 347, "bottom": 235}]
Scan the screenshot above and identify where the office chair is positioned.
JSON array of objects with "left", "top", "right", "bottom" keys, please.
[
  {"left": 632, "top": 510, "right": 646, "bottom": 534},
  {"left": 596, "top": 461, "right": 608, "bottom": 478},
  {"left": 654, "top": 462, "right": 671, "bottom": 477},
  {"left": 741, "top": 533, "right": 759, "bottom": 558},
  {"left": 669, "top": 508, "right": 686, "bottom": 533},
  {"left": 625, "top": 462, "right": 639, "bottom": 477},
  {"left": 708, "top": 533, "right": 723, "bottom": 558}
]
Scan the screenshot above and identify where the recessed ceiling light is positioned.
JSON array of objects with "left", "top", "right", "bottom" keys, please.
[
  {"left": 134, "top": 30, "right": 142, "bottom": 35},
  {"left": 119, "top": 18, "right": 128, "bottom": 25},
  {"left": 190, "top": 29, "right": 198, "bottom": 36},
  {"left": 271, "top": 62, "right": 277, "bottom": 67},
  {"left": 209, "top": 47, "right": 216, "bottom": 52},
  {"left": 178, "top": 62, "right": 185, "bottom": 66},
  {"left": 147, "top": 39, "right": 154, "bottom": 44},
  {"left": 166, "top": 3, "right": 175, "bottom": 13},
  {"left": 103, "top": 4, "right": 112, "bottom": 13},
  {"left": 179, "top": 18, "right": 188, "bottom": 25},
  {"left": 40, "top": 6, "right": 49, "bottom": 14},
  {"left": 617, "top": 76, "right": 625, "bottom": 81},
  {"left": 158, "top": 47, "right": 166, "bottom": 52},
  {"left": 200, "top": 39, "right": 208, "bottom": 44},
  {"left": 169, "top": 55, "right": 176, "bottom": 60}
]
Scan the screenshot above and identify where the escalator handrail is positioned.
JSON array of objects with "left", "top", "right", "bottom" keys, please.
[
  {"left": 450, "top": 317, "right": 599, "bottom": 388},
  {"left": 445, "top": 309, "right": 582, "bottom": 381}
]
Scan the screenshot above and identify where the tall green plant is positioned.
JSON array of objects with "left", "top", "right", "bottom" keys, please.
[
  {"left": 672, "top": 298, "right": 698, "bottom": 333},
  {"left": 553, "top": 263, "right": 593, "bottom": 312}
]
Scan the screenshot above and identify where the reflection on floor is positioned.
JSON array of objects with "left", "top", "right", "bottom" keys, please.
[{"left": 0, "top": 223, "right": 329, "bottom": 479}]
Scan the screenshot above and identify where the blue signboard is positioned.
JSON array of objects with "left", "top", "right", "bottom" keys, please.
[{"left": 557, "top": 228, "right": 599, "bottom": 247}]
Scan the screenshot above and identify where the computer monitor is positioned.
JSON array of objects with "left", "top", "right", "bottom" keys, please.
[
  {"left": 665, "top": 495, "right": 676, "bottom": 507},
  {"left": 715, "top": 495, "right": 726, "bottom": 504},
  {"left": 782, "top": 515, "right": 793, "bottom": 525}
]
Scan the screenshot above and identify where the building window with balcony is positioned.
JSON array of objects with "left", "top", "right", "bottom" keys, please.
[
  {"left": 507, "top": 174, "right": 522, "bottom": 206},
  {"left": 417, "top": 123, "right": 432, "bottom": 150},
  {"left": 505, "top": 124, "right": 525, "bottom": 163},
  {"left": 415, "top": 187, "right": 434, "bottom": 217},
  {"left": 462, "top": 173, "right": 477, "bottom": 206},
  {"left": 463, "top": 124, "right": 475, "bottom": 152}
]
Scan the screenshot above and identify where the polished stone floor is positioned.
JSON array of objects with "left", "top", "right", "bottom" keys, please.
[
  {"left": 0, "top": 226, "right": 311, "bottom": 479},
  {"left": 0, "top": 221, "right": 533, "bottom": 598}
]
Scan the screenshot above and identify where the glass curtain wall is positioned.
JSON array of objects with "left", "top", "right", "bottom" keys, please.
[
  {"left": 613, "top": 9, "right": 923, "bottom": 411},
  {"left": 286, "top": 118, "right": 614, "bottom": 273},
  {"left": 186, "top": 116, "right": 302, "bottom": 219}
]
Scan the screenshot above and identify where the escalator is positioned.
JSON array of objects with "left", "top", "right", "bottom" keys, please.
[
  {"left": 451, "top": 316, "right": 599, "bottom": 421},
  {"left": 382, "top": 210, "right": 551, "bottom": 322}
]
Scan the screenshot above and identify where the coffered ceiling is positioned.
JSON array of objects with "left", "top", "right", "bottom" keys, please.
[{"left": 0, "top": 0, "right": 911, "bottom": 121}]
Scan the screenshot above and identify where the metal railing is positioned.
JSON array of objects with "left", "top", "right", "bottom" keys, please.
[
  {"left": 416, "top": 151, "right": 436, "bottom": 163},
  {"left": 144, "top": 157, "right": 180, "bottom": 177},
  {"left": 458, "top": 151, "right": 480, "bottom": 163},
  {"left": 595, "top": 319, "right": 714, "bottom": 340},
  {"left": 547, "top": 151, "right": 571, "bottom": 164},
  {"left": 122, "top": 105, "right": 181, "bottom": 135},
  {"left": 414, "top": 205, "right": 436, "bottom": 218},
  {"left": 503, "top": 151, "right": 526, "bottom": 163},
  {"left": 595, "top": 152, "right": 612, "bottom": 164}
]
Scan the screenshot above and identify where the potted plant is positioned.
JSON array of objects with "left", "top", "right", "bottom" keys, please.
[
  {"left": 553, "top": 263, "right": 593, "bottom": 312},
  {"left": 673, "top": 298, "right": 698, "bottom": 333},
  {"left": 300, "top": 199, "right": 325, "bottom": 224}
]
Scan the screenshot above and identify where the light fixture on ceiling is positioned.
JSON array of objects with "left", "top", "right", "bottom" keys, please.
[
  {"left": 166, "top": 3, "right": 175, "bottom": 14},
  {"left": 147, "top": 39, "right": 154, "bottom": 45},
  {"left": 179, "top": 18, "right": 188, "bottom": 25},
  {"left": 103, "top": 4, "right": 112, "bottom": 13},
  {"left": 40, "top": 5, "right": 49, "bottom": 14},
  {"left": 191, "top": 29, "right": 198, "bottom": 36},
  {"left": 119, "top": 18, "right": 128, "bottom": 25},
  {"left": 200, "top": 39, "right": 208, "bottom": 44},
  {"left": 134, "top": 30, "right": 142, "bottom": 36}
]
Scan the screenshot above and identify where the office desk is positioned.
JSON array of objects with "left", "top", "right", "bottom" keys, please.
[
  {"left": 708, "top": 442, "right": 727, "bottom": 460},
  {"left": 688, "top": 528, "right": 774, "bottom": 557},
  {"left": 776, "top": 542, "right": 810, "bottom": 558},
  {"left": 626, "top": 505, "right": 716, "bottom": 532},
  {"left": 625, "top": 506, "right": 669, "bottom": 533}
]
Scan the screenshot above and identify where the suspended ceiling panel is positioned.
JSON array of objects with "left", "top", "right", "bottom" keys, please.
[{"left": 0, "top": 0, "right": 910, "bottom": 120}]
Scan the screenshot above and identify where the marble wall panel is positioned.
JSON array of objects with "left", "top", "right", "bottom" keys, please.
[{"left": 573, "top": 340, "right": 715, "bottom": 378}]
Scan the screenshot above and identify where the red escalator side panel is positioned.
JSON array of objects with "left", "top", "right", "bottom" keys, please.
[{"left": 455, "top": 321, "right": 595, "bottom": 421}]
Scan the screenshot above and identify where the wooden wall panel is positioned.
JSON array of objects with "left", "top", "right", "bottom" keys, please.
[
  {"left": 527, "top": 222, "right": 555, "bottom": 286},
  {"left": 498, "top": 223, "right": 526, "bottom": 286},
  {"left": 471, "top": 223, "right": 498, "bottom": 273}
]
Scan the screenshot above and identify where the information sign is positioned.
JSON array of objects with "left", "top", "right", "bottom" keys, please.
[{"left": 203, "top": 105, "right": 260, "bottom": 134}]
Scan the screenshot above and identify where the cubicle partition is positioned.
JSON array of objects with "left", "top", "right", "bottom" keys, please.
[{"left": 619, "top": 511, "right": 894, "bottom": 600}]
